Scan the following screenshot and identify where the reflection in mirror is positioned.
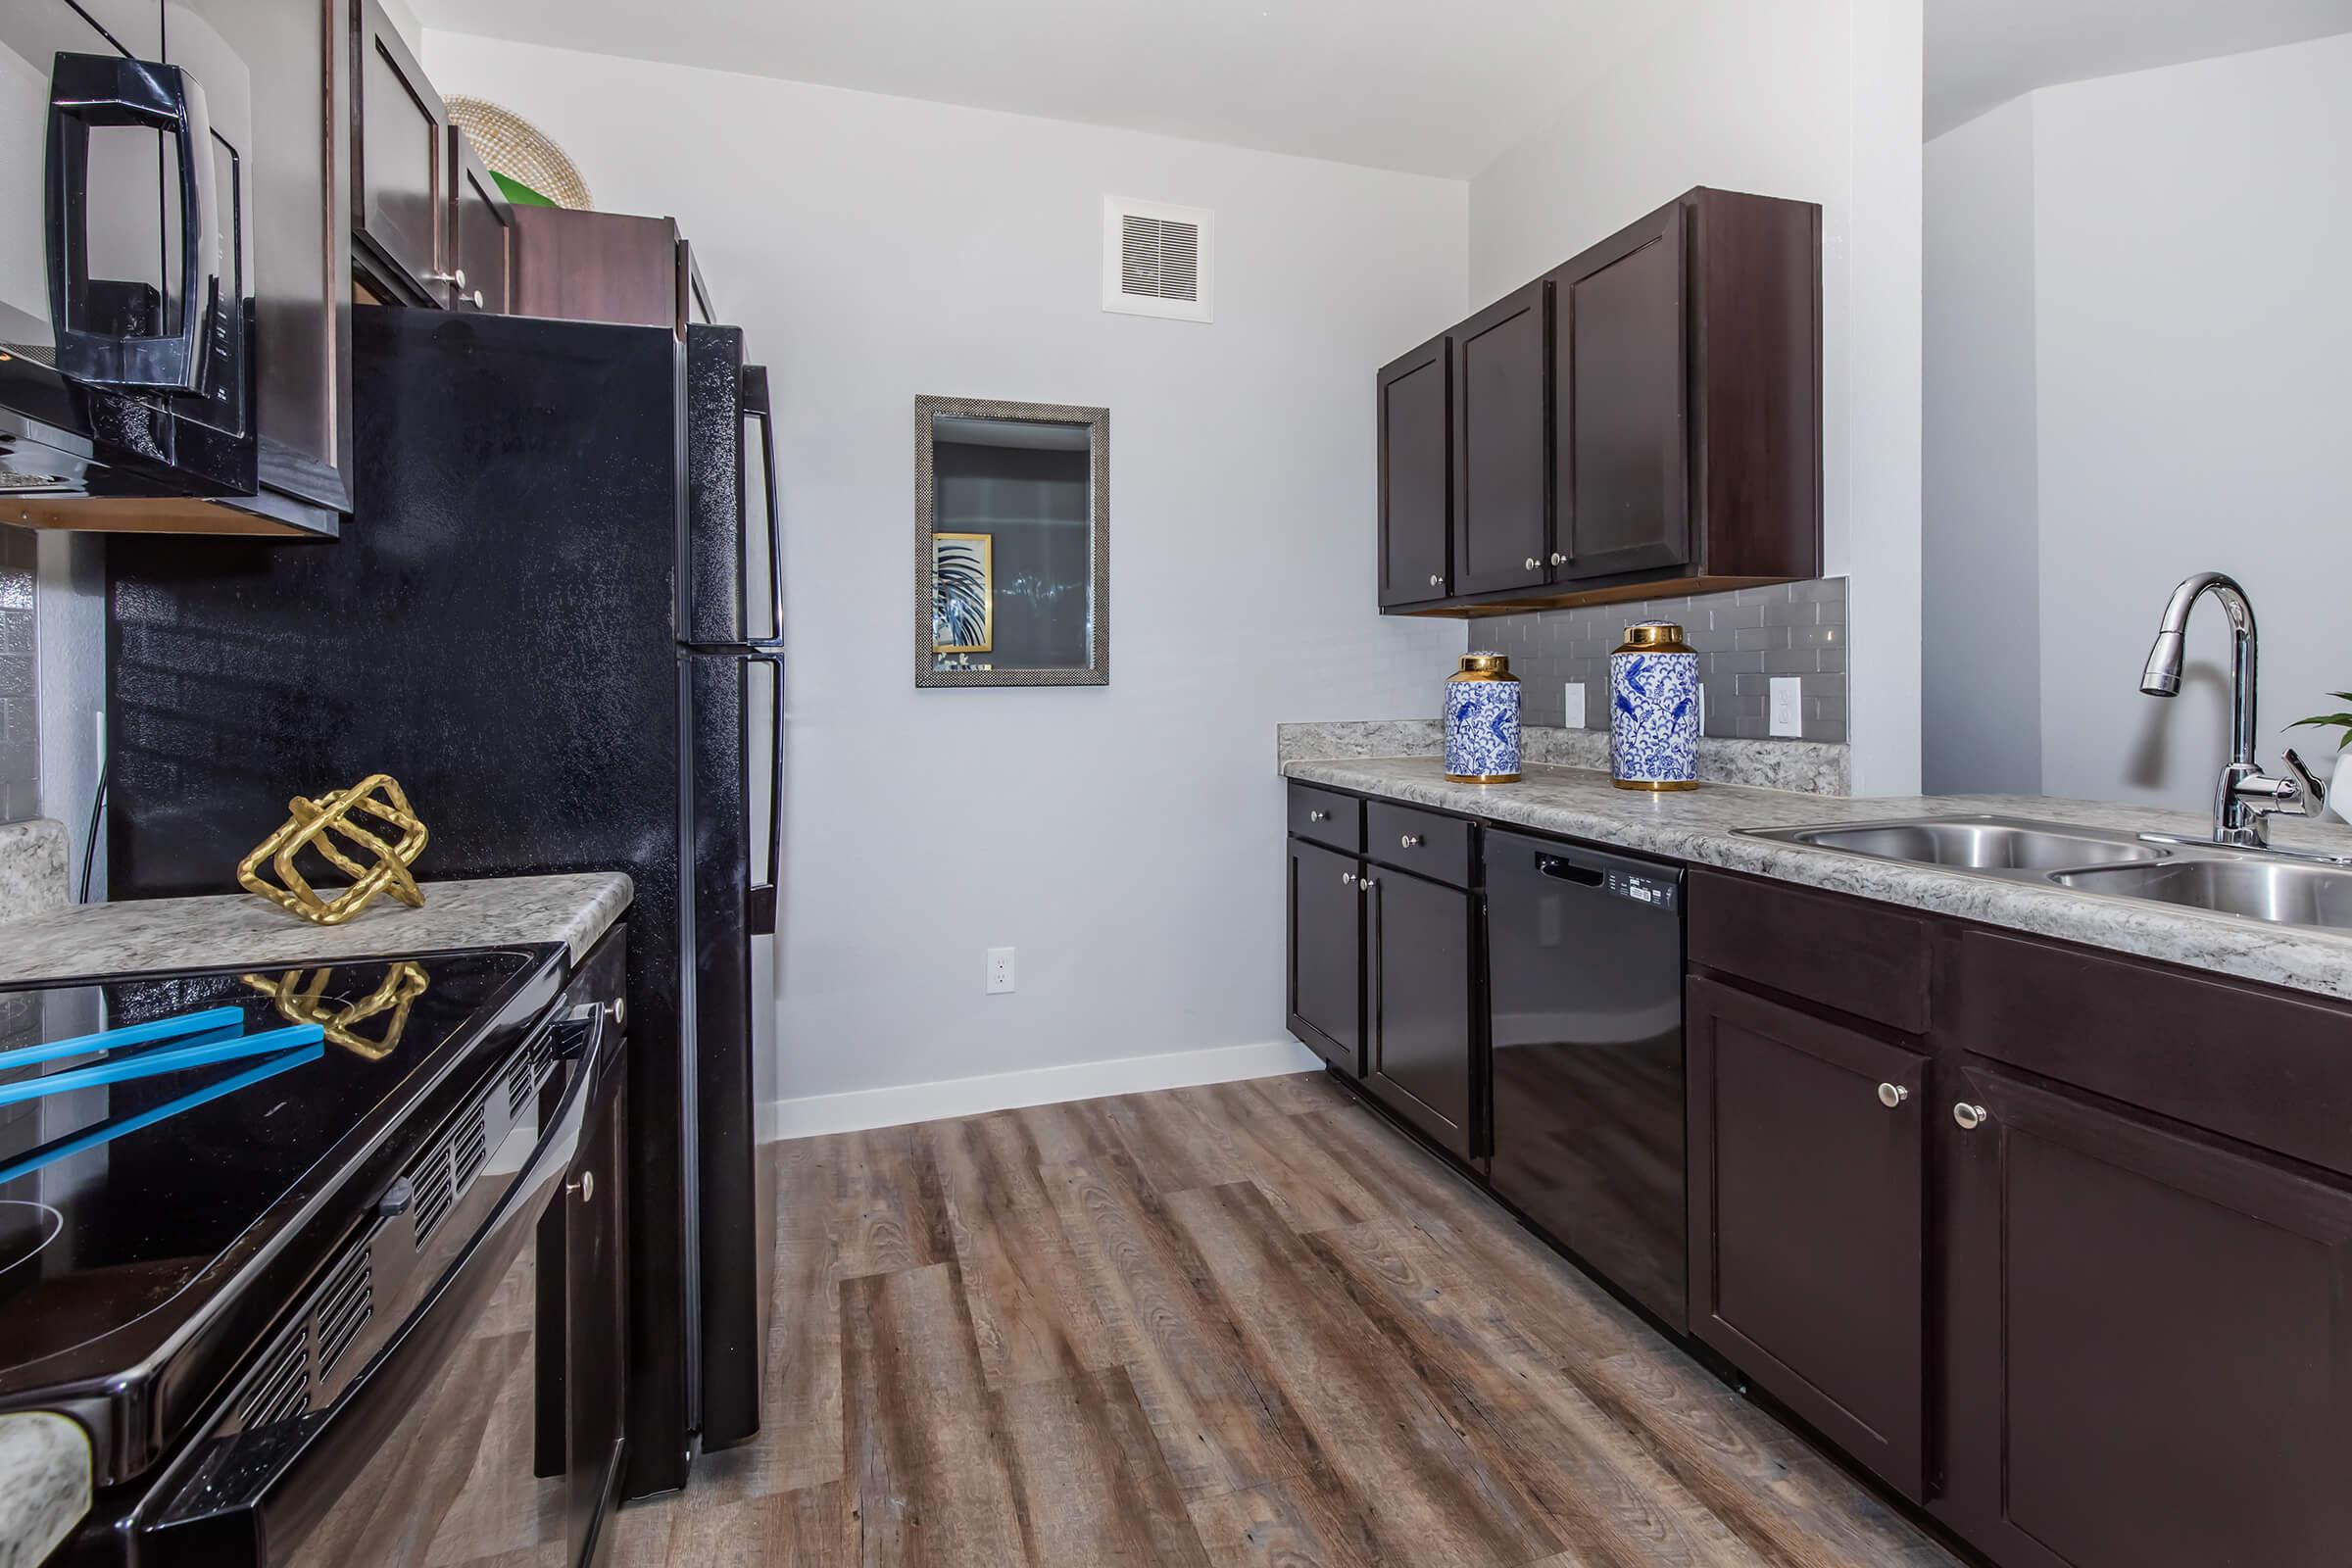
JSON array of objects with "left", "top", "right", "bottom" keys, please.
[{"left": 915, "top": 397, "right": 1108, "bottom": 686}]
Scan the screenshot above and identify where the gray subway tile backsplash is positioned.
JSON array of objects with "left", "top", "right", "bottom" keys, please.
[
  {"left": 0, "top": 529, "right": 33, "bottom": 822},
  {"left": 1470, "top": 577, "right": 1849, "bottom": 743}
]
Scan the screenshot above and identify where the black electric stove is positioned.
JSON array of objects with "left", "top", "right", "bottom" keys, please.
[{"left": 0, "top": 944, "right": 570, "bottom": 1494}]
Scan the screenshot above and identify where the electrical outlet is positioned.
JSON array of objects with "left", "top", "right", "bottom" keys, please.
[
  {"left": 1769, "top": 677, "right": 1803, "bottom": 738},
  {"left": 986, "top": 947, "right": 1015, "bottom": 995},
  {"left": 1563, "top": 682, "right": 1587, "bottom": 729}
]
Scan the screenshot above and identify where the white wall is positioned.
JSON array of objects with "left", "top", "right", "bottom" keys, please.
[
  {"left": 421, "top": 32, "right": 1468, "bottom": 1111},
  {"left": 35, "top": 534, "right": 105, "bottom": 894},
  {"left": 1926, "top": 32, "right": 2352, "bottom": 808},
  {"left": 1467, "top": 0, "right": 1926, "bottom": 795},
  {"left": 1921, "top": 94, "right": 2041, "bottom": 794}
]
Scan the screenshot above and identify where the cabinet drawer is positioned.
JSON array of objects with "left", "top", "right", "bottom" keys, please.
[
  {"left": 1288, "top": 784, "right": 1361, "bottom": 854},
  {"left": 1688, "top": 870, "right": 1931, "bottom": 1036},
  {"left": 1366, "top": 802, "right": 1473, "bottom": 887},
  {"left": 1960, "top": 930, "right": 2352, "bottom": 1179}
]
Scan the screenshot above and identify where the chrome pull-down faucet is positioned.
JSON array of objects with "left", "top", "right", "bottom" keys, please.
[{"left": 2138, "top": 571, "right": 2324, "bottom": 848}]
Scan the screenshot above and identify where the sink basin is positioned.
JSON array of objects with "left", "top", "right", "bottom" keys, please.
[
  {"left": 1761, "top": 818, "right": 2167, "bottom": 871},
  {"left": 2051, "top": 858, "right": 2352, "bottom": 931}
]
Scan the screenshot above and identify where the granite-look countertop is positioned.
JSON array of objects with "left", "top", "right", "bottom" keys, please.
[
  {"left": 0, "top": 870, "right": 633, "bottom": 986},
  {"left": 0, "top": 1414, "right": 88, "bottom": 1568},
  {"left": 0, "top": 820, "right": 68, "bottom": 928},
  {"left": 1282, "top": 755, "right": 2352, "bottom": 1004}
]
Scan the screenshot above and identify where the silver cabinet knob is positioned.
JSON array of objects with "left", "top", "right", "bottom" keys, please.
[
  {"left": 1549, "top": 552, "right": 1568, "bottom": 566},
  {"left": 468, "top": 288, "right": 486, "bottom": 309},
  {"left": 1308, "top": 808, "right": 1331, "bottom": 822},
  {"left": 1524, "top": 557, "right": 1539, "bottom": 570},
  {"left": 1399, "top": 833, "right": 1424, "bottom": 849},
  {"left": 1953, "top": 1102, "right": 1988, "bottom": 1131},
  {"left": 1877, "top": 1083, "right": 1908, "bottom": 1108},
  {"left": 1429, "top": 573, "right": 1443, "bottom": 588},
  {"left": 1341, "top": 870, "right": 1357, "bottom": 887},
  {"left": 1358, "top": 876, "right": 1378, "bottom": 891},
  {"left": 565, "top": 1170, "right": 596, "bottom": 1202},
  {"left": 427, "top": 268, "right": 467, "bottom": 288}
]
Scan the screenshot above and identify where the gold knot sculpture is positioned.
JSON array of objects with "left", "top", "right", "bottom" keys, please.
[
  {"left": 242, "top": 963, "right": 431, "bottom": 1059},
  {"left": 238, "top": 773, "right": 429, "bottom": 927}
]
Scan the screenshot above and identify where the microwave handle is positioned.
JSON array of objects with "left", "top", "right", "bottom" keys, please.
[
  {"left": 740, "top": 365, "right": 784, "bottom": 650},
  {"left": 45, "top": 53, "right": 221, "bottom": 395}
]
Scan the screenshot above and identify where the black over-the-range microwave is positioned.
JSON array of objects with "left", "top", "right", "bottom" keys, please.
[{"left": 2, "top": 2, "right": 345, "bottom": 537}]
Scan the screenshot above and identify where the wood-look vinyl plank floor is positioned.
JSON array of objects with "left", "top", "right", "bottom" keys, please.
[{"left": 614, "top": 1072, "right": 1959, "bottom": 1568}]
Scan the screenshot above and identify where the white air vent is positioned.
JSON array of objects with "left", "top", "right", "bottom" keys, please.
[{"left": 1103, "top": 198, "right": 1213, "bottom": 322}]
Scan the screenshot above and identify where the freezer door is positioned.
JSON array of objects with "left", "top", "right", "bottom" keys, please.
[
  {"left": 682, "top": 326, "right": 782, "bottom": 650},
  {"left": 682, "top": 648, "right": 779, "bottom": 1451}
]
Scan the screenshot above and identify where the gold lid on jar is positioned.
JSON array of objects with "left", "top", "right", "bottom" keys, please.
[
  {"left": 1614, "top": 622, "right": 1692, "bottom": 654},
  {"left": 1451, "top": 651, "right": 1518, "bottom": 682}
]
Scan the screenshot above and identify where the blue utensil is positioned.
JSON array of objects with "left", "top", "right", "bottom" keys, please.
[
  {"left": 0, "top": 1045, "right": 324, "bottom": 1189},
  {"left": 0, "top": 1025, "right": 326, "bottom": 1110},
  {"left": 0, "top": 1006, "right": 248, "bottom": 1074}
]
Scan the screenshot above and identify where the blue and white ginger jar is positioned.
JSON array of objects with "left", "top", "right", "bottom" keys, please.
[
  {"left": 1445, "top": 653, "right": 1521, "bottom": 783},
  {"left": 1610, "top": 623, "right": 1699, "bottom": 791}
]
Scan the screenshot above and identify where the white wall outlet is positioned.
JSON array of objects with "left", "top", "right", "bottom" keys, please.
[
  {"left": 1769, "top": 676, "right": 1803, "bottom": 738},
  {"left": 986, "top": 947, "right": 1016, "bottom": 995},
  {"left": 1563, "top": 682, "right": 1587, "bottom": 729}
]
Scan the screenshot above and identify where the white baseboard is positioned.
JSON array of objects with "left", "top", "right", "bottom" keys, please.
[{"left": 757, "top": 1038, "right": 1326, "bottom": 1142}]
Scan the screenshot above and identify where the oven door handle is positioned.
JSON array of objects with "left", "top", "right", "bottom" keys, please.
[
  {"left": 46, "top": 53, "right": 221, "bottom": 395},
  {"left": 134, "top": 1004, "right": 608, "bottom": 1561}
]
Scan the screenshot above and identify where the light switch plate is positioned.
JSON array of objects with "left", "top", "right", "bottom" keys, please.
[
  {"left": 1769, "top": 677, "right": 1803, "bottom": 738},
  {"left": 1564, "top": 682, "right": 1587, "bottom": 729}
]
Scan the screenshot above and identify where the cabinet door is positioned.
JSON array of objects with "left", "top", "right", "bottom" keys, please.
[
  {"left": 1288, "top": 838, "right": 1362, "bottom": 1075},
  {"left": 1940, "top": 1066, "right": 2352, "bottom": 1568},
  {"left": 511, "top": 207, "right": 687, "bottom": 330},
  {"left": 1377, "top": 334, "right": 1451, "bottom": 608},
  {"left": 1551, "top": 201, "right": 1689, "bottom": 581},
  {"left": 1687, "top": 975, "right": 1928, "bottom": 1498},
  {"left": 448, "top": 130, "right": 514, "bottom": 314},
  {"left": 353, "top": 0, "right": 447, "bottom": 304},
  {"left": 1365, "top": 867, "right": 1478, "bottom": 1160},
  {"left": 1449, "top": 280, "right": 1550, "bottom": 597},
  {"left": 564, "top": 1064, "right": 629, "bottom": 1568}
]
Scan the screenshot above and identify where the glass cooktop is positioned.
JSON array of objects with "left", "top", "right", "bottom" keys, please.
[{"left": 0, "top": 949, "right": 543, "bottom": 1379}]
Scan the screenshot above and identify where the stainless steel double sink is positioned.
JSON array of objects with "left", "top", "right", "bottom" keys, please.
[{"left": 1740, "top": 815, "right": 2352, "bottom": 932}]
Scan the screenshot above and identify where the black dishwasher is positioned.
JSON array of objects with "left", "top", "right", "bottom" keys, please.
[{"left": 1485, "top": 828, "right": 1689, "bottom": 1331}]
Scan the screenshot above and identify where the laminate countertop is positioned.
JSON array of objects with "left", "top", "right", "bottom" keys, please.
[
  {"left": 1282, "top": 755, "right": 2352, "bottom": 1004},
  {"left": 0, "top": 865, "right": 633, "bottom": 986}
]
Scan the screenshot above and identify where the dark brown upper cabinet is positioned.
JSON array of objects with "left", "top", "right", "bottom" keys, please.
[
  {"left": 1378, "top": 186, "right": 1821, "bottom": 617},
  {"left": 513, "top": 208, "right": 716, "bottom": 335},
  {"left": 1551, "top": 200, "right": 1688, "bottom": 580},
  {"left": 1448, "top": 281, "right": 1550, "bottom": 598},
  {"left": 353, "top": 0, "right": 452, "bottom": 307},
  {"left": 1376, "top": 335, "right": 1451, "bottom": 609},
  {"left": 1686, "top": 974, "right": 1929, "bottom": 1501},
  {"left": 448, "top": 129, "right": 515, "bottom": 315}
]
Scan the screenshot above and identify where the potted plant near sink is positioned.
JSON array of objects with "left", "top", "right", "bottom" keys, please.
[{"left": 2287, "top": 694, "right": 2352, "bottom": 824}]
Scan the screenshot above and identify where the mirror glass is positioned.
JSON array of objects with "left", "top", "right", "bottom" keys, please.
[{"left": 916, "top": 398, "right": 1107, "bottom": 686}]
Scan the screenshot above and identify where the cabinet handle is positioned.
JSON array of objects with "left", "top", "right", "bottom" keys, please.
[
  {"left": 1524, "top": 557, "right": 1539, "bottom": 570},
  {"left": 1358, "top": 876, "right": 1378, "bottom": 891},
  {"left": 1399, "top": 833, "right": 1424, "bottom": 849},
  {"left": 1308, "top": 808, "right": 1331, "bottom": 822},
  {"left": 1341, "top": 870, "right": 1357, "bottom": 887},
  {"left": 467, "top": 288, "right": 485, "bottom": 309},
  {"left": 566, "top": 1170, "right": 596, "bottom": 1202},
  {"left": 1429, "top": 573, "right": 1444, "bottom": 588},
  {"left": 1549, "top": 552, "right": 1568, "bottom": 566},
  {"left": 1953, "top": 1102, "right": 1988, "bottom": 1131},
  {"left": 1877, "top": 1083, "right": 1908, "bottom": 1108},
  {"left": 426, "top": 268, "right": 467, "bottom": 288}
]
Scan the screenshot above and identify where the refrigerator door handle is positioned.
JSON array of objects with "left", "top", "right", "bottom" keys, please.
[
  {"left": 744, "top": 650, "right": 782, "bottom": 935},
  {"left": 740, "top": 366, "right": 785, "bottom": 651}
]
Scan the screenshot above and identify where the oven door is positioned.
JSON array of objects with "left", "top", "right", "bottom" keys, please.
[
  {"left": 0, "top": 0, "right": 256, "bottom": 504},
  {"left": 131, "top": 1000, "right": 625, "bottom": 1568}
]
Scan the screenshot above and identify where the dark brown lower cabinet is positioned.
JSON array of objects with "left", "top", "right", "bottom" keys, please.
[
  {"left": 1364, "top": 867, "right": 1479, "bottom": 1161},
  {"left": 1687, "top": 974, "right": 1929, "bottom": 1499},
  {"left": 1940, "top": 1064, "right": 2352, "bottom": 1568},
  {"left": 1287, "top": 837, "right": 1362, "bottom": 1074}
]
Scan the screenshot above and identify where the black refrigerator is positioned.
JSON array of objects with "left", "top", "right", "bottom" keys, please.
[{"left": 103, "top": 307, "right": 782, "bottom": 1497}]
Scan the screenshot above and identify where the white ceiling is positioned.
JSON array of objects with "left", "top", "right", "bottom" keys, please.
[
  {"left": 1928, "top": 0, "right": 2352, "bottom": 136},
  {"left": 405, "top": 0, "right": 1690, "bottom": 178}
]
